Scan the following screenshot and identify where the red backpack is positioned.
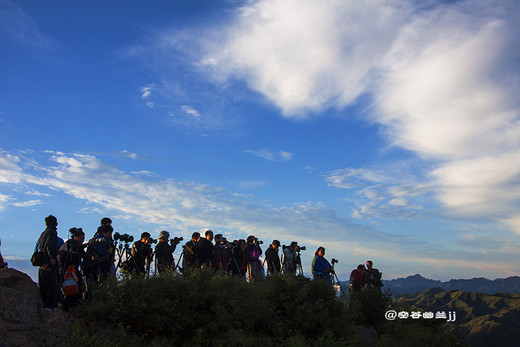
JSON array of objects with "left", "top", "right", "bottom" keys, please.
[{"left": 62, "top": 265, "right": 79, "bottom": 296}]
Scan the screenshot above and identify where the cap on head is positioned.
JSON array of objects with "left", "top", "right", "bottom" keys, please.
[{"left": 159, "top": 230, "right": 170, "bottom": 239}]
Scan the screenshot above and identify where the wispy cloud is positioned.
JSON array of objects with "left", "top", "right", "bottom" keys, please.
[
  {"left": 11, "top": 200, "right": 42, "bottom": 208},
  {"left": 0, "top": 0, "right": 54, "bottom": 50},
  {"left": 0, "top": 149, "right": 517, "bottom": 278},
  {"left": 244, "top": 149, "right": 293, "bottom": 162},
  {"left": 199, "top": 0, "right": 411, "bottom": 116},
  {"left": 195, "top": 0, "right": 520, "bottom": 232},
  {"left": 180, "top": 105, "right": 201, "bottom": 118}
]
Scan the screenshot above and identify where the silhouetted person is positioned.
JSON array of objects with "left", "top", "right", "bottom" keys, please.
[
  {"left": 265, "top": 240, "right": 281, "bottom": 274},
  {"left": 364, "top": 260, "right": 383, "bottom": 289},
  {"left": 86, "top": 224, "right": 115, "bottom": 283},
  {"left": 38, "top": 215, "right": 59, "bottom": 310},
  {"left": 182, "top": 232, "right": 199, "bottom": 270},
  {"left": 155, "top": 231, "right": 180, "bottom": 273},
  {"left": 130, "top": 232, "right": 153, "bottom": 275},
  {"left": 245, "top": 235, "right": 264, "bottom": 282},
  {"left": 58, "top": 227, "right": 86, "bottom": 311},
  {"left": 197, "top": 230, "right": 214, "bottom": 268}
]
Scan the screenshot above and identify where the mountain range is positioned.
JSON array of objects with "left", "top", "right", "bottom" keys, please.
[
  {"left": 394, "top": 288, "right": 520, "bottom": 347},
  {"left": 382, "top": 274, "right": 520, "bottom": 295}
]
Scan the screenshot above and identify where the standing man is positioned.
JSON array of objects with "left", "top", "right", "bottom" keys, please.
[
  {"left": 197, "top": 230, "right": 214, "bottom": 268},
  {"left": 365, "top": 260, "right": 383, "bottom": 289},
  {"left": 265, "top": 240, "right": 281, "bottom": 275},
  {"left": 38, "top": 215, "right": 59, "bottom": 310},
  {"left": 349, "top": 264, "right": 366, "bottom": 294},
  {"left": 182, "top": 232, "right": 199, "bottom": 270},
  {"left": 155, "top": 231, "right": 180, "bottom": 273},
  {"left": 130, "top": 232, "right": 153, "bottom": 275},
  {"left": 281, "top": 241, "right": 299, "bottom": 274}
]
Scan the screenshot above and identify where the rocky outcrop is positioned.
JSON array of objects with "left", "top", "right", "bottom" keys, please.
[{"left": 0, "top": 268, "right": 74, "bottom": 347}]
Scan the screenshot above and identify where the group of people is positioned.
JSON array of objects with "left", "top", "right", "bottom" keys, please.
[
  {"left": 32, "top": 214, "right": 382, "bottom": 311},
  {"left": 349, "top": 261, "right": 383, "bottom": 293}
]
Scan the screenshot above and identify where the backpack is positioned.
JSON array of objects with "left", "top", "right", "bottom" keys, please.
[{"left": 62, "top": 265, "right": 80, "bottom": 296}]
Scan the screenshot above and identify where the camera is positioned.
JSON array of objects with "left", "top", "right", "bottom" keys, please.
[
  {"left": 148, "top": 237, "right": 158, "bottom": 244},
  {"left": 283, "top": 244, "right": 306, "bottom": 251},
  {"left": 171, "top": 237, "right": 183, "bottom": 245},
  {"left": 331, "top": 258, "right": 338, "bottom": 264},
  {"left": 114, "top": 232, "right": 134, "bottom": 243},
  {"left": 69, "top": 227, "right": 83, "bottom": 238},
  {"left": 251, "top": 237, "right": 263, "bottom": 245}
]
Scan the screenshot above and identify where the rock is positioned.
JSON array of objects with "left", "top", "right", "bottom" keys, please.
[{"left": 0, "top": 268, "right": 74, "bottom": 347}]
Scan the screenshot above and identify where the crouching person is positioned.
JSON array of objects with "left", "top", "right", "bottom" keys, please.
[{"left": 58, "top": 227, "right": 86, "bottom": 311}]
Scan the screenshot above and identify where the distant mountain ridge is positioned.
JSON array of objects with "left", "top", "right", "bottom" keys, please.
[
  {"left": 394, "top": 289, "right": 520, "bottom": 347},
  {"left": 383, "top": 274, "right": 520, "bottom": 295}
]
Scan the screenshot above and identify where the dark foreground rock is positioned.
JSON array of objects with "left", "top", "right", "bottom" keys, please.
[{"left": 0, "top": 268, "right": 74, "bottom": 347}]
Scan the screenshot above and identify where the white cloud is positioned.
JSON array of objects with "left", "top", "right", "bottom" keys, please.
[
  {"left": 207, "top": 0, "right": 520, "bottom": 230},
  {"left": 0, "top": 193, "right": 12, "bottom": 211},
  {"left": 244, "top": 149, "right": 293, "bottom": 162},
  {"left": 373, "top": 1, "right": 520, "bottom": 224},
  {"left": 119, "top": 150, "right": 140, "bottom": 160},
  {"left": 201, "top": 0, "right": 410, "bottom": 116},
  {"left": 0, "top": 151, "right": 23, "bottom": 184},
  {"left": 140, "top": 85, "right": 153, "bottom": 99},
  {"left": 180, "top": 105, "right": 201, "bottom": 118},
  {"left": 11, "top": 199, "right": 41, "bottom": 207},
  {"left": 326, "top": 168, "right": 388, "bottom": 189}
]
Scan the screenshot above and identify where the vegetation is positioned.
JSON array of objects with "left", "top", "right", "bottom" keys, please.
[{"left": 68, "top": 271, "right": 463, "bottom": 346}]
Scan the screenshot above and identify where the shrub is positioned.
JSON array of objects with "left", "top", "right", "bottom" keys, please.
[{"left": 68, "top": 271, "right": 353, "bottom": 346}]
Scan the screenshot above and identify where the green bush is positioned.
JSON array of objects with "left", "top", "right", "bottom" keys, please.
[
  {"left": 68, "top": 272, "right": 465, "bottom": 346},
  {"left": 69, "top": 271, "right": 353, "bottom": 346}
]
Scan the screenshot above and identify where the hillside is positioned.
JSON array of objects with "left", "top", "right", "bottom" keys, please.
[
  {"left": 383, "top": 274, "right": 520, "bottom": 295},
  {"left": 394, "top": 289, "right": 520, "bottom": 347}
]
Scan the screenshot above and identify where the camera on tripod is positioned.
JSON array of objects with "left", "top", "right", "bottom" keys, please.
[
  {"left": 282, "top": 244, "right": 306, "bottom": 251},
  {"left": 114, "top": 232, "right": 134, "bottom": 243},
  {"left": 331, "top": 258, "right": 338, "bottom": 264},
  {"left": 148, "top": 237, "right": 158, "bottom": 244}
]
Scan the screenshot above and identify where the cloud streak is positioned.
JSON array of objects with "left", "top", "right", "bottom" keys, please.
[
  {"left": 243, "top": 149, "right": 293, "bottom": 162},
  {"left": 2, "top": 149, "right": 514, "bottom": 278}
]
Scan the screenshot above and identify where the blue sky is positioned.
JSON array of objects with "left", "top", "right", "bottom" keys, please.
[{"left": 1, "top": 0, "right": 519, "bottom": 281}]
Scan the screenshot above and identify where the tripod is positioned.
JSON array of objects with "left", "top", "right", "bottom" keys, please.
[
  {"left": 224, "top": 248, "right": 243, "bottom": 278},
  {"left": 174, "top": 249, "right": 185, "bottom": 273},
  {"left": 331, "top": 261, "right": 348, "bottom": 299},
  {"left": 295, "top": 252, "right": 304, "bottom": 276}
]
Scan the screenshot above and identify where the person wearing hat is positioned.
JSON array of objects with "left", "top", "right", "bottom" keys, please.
[
  {"left": 264, "top": 240, "right": 281, "bottom": 275},
  {"left": 155, "top": 231, "right": 181, "bottom": 274}
]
